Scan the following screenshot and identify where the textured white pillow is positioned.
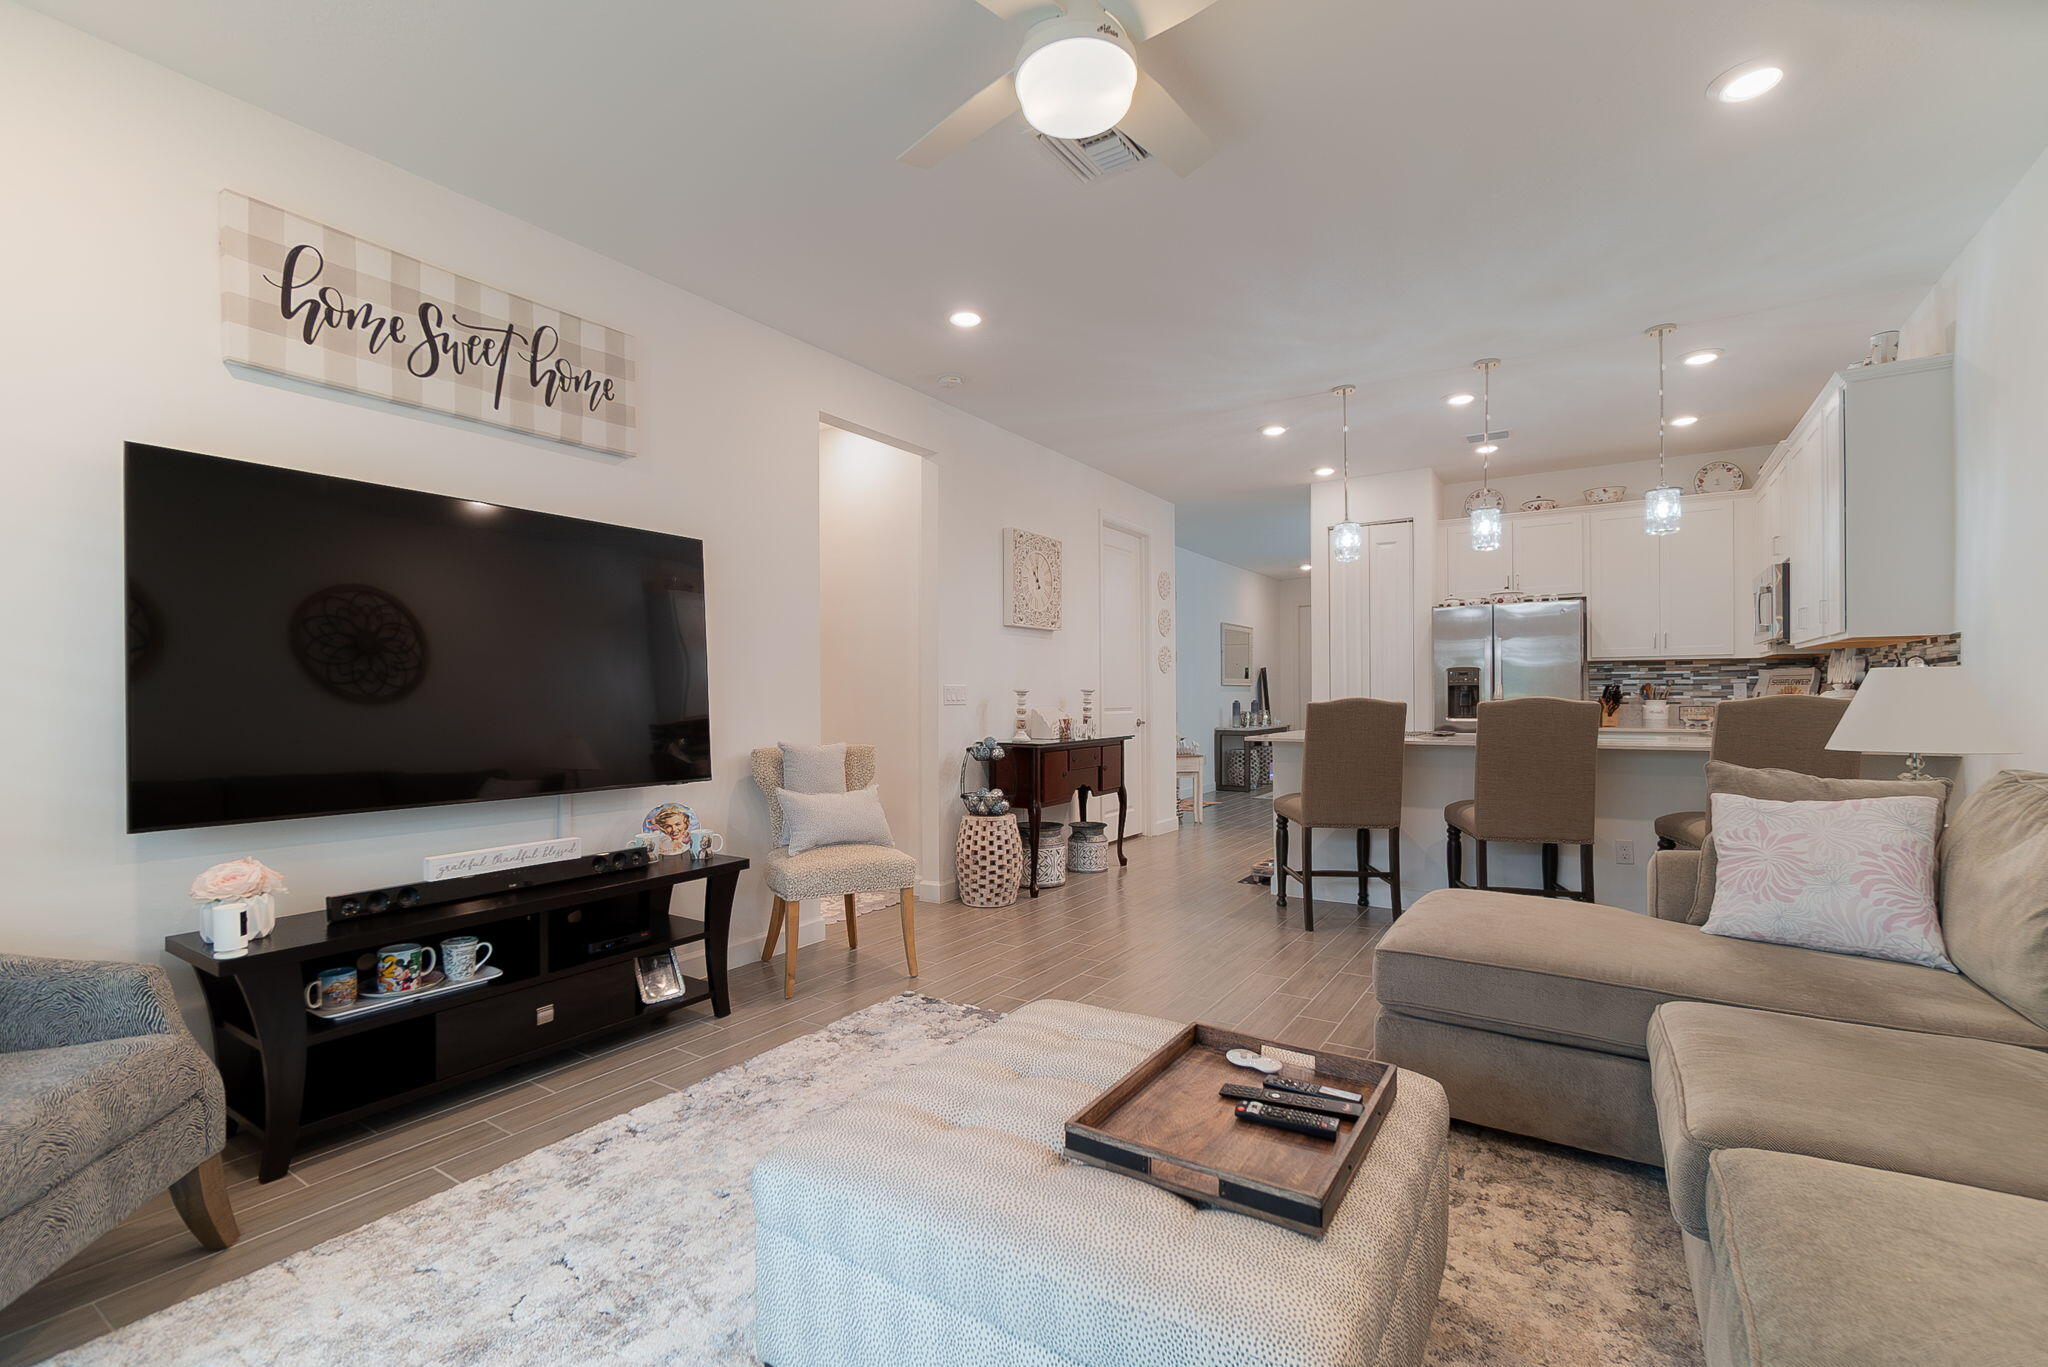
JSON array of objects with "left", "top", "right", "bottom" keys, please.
[
  {"left": 779, "top": 784, "right": 893, "bottom": 856},
  {"left": 1701, "top": 791, "right": 1954, "bottom": 970},
  {"left": 778, "top": 741, "right": 848, "bottom": 794}
]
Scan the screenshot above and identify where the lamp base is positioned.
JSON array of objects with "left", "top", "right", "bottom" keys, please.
[{"left": 1897, "top": 752, "right": 1933, "bottom": 782}]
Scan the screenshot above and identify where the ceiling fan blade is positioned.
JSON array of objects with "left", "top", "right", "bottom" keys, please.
[
  {"left": 972, "top": 0, "right": 1063, "bottom": 20},
  {"left": 1118, "top": 69, "right": 1214, "bottom": 176},
  {"left": 1116, "top": 0, "right": 1225, "bottom": 42},
  {"left": 899, "top": 73, "right": 1022, "bottom": 168}
]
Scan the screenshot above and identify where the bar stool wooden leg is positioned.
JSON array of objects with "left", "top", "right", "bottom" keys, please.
[
  {"left": 1475, "top": 840, "right": 1490, "bottom": 891},
  {"left": 842, "top": 893, "right": 859, "bottom": 948},
  {"left": 1355, "top": 829, "right": 1369, "bottom": 905},
  {"left": 1302, "top": 829, "right": 1316, "bottom": 933},
  {"left": 1541, "top": 843, "right": 1560, "bottom": 896},
  {"left": 762, "top": 897, "right": 786, "bottom": 962},
  {"left": 1445, "top": 825, "right": 1463, "bottom": 888},
  {"left": 899, "top": 886, "right": 919, "bottom": 976},
  {"left": 1274, "top": 813, "right": 1289, "bottom": 909},
  {"left": 1388, "top": 827, "right": 1403, "bottom": 916},
  {"left": 1579, "top": 844, "right": 1596, "bottom": 904}
]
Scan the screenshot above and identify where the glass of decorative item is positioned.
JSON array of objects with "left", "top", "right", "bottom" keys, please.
[
  {"left": 1644, "top": 485, "right": 1684, "bottom": 535},
  {"left": 1469, "top": 504, "right": 1503, "bottom": 551}
]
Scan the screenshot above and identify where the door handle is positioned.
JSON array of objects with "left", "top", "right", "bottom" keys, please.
[{"left": 1135, "top": 717, "right": 1147, "bottom": 727}]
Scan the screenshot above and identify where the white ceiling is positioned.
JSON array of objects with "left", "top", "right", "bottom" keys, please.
[{"left": 30, "top": 0, "right": 2048, "bottom": 576}]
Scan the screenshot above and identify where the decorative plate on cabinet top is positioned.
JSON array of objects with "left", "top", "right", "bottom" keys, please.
[
  {"left": 1156, "top": 571, "right": 1173, "bottom": 600},
  {"left": 1693, "top": 461, "right": 1746, "bottom": 493},
  {"left": 1520, "top": 496, "right": 1559, "bottom": 511},
  {"left": 1463, "top": 487, "right": 1505, "bottom": 513},
  {"left": 1156, "top": 608, "right": 1172, "bottom": 637},
  {"left": 1583, "top": 485, "right": 1627, "bottom": 504}
]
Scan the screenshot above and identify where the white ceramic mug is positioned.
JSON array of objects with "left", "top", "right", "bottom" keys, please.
[
  {"left": 688, "top": 829, "right": 725, "bottom": 860},
  {"left": 441, "top": 935, "right": 494, "bottom": 981}
]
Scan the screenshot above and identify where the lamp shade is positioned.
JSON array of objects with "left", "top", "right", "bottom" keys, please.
[{"left": 1826, "top": 665, "right": 2015, "bottom": 756}]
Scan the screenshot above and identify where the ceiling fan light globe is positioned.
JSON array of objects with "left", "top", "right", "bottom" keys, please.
[{"left": 1015, "top": 35, "right": 1138, "bottom": 139}]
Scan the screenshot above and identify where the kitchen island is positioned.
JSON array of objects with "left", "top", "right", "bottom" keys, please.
[{"left": 1265, "top": 727, "right": 1954, "bottom": 914}]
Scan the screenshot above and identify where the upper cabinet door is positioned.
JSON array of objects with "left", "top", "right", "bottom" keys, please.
[
  {"left": 1586, "top": 507, "right": 1660, "bottom": 658},
  {"left": 1511, "top": 511, "right": 1587, "bottom": 595},
  {"left": 1658, "top": 499, "right": 1737, "bottom": 656},
  {"left": 1442, "top": 520, "right": 1514, "bottom": 598},
  {"left": 1815, "top": 391, "right": 1847, "bottom": 640}
]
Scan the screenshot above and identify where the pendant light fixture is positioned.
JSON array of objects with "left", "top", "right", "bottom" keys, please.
[
  {"left": 1468, "top": 358, "right": 1503, "bottom": 552},
  {"left": 1329, "top": 384, "right": 1363, "bottom": 564},
  {"left": 1644, "top": 324, "right": 1683, "bottom": 536}
]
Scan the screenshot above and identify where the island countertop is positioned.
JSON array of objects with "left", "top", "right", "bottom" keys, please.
[{"left": 1262, "top": 728, "right": 1713, "bottom": 752}]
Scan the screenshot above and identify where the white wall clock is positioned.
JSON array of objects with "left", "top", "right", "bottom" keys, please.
[
  {"left": 1156, "top": 607, "right": 1172, "bottom": 637},
  {"left": 1001, "top": 527, "right": 1063, "bottom": 630}
]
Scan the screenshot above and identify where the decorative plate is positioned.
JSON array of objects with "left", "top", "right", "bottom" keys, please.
[
  {"left": 1583, "top": 485, "right": 1627, "bottom": 504},
  {"left": 1520, "top": 496, "right": 1559, "bottom": 511},
  {"left": 1693, "top": 460, "right": 1746, "bottom": 493},
  {"left": 641, "top": 802, "right": 696, "bottom": 855},
  {"left": 1463, "top": 487, "right": 1505, "bottom": 513},
  {"left": 1157, "top": 646, "right": 1173, "bottom": 673},
  {"left": 1156, "top": 608, "right": 1172, "bottom": 637},
  {"left": 1157, "top": 571, "right": 1173, "bottom": 600}
]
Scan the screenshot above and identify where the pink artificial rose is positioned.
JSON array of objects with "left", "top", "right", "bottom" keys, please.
[{"left": 190, "top": 857, "right": 288, "bottom": 903}]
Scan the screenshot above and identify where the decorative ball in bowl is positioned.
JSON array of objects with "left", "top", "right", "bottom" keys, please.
[{"left": 1583, "top": 485, "right": 1627, "bottom": 504}]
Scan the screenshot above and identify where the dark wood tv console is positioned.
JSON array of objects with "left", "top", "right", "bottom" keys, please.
[{"left": 166, "top": 852, "right": 747, "bottom": 1181}]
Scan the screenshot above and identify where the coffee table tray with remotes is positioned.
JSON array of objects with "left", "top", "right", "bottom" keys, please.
[{"left": 1063, "top": 1022, "right": 1396, "bottom": 1238}]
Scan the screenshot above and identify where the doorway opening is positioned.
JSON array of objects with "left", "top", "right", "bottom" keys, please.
[{"left": 1099, "top": 519, "right": 1150, "bottom": 836}]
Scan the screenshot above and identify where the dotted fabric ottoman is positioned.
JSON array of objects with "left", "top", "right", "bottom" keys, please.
[{"left": 751, "top": 1000, "right": 1449, "bottom": 1367}]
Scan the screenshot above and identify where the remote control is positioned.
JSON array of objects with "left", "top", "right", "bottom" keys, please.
[
  {"left": 1262, "top": 1074, "right": 1364, "bottom": 1104},
  {"left": 1218, "top": 1083, "right": 1363, "bottom": 1119},
  {"left": 1235, "top": 1099, "right": 1342, "bottom": 1139}
]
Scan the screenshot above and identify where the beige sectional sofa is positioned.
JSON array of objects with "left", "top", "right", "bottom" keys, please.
[{"left": 1374, "top": 768, "right": 2048, "bottom": 1367}]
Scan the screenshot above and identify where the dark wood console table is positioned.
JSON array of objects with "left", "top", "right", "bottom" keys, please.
[
  {"left": 166, "top": 852, "right": 746, "bottom": 1181},
  {"left": 988, "top": 736, "right": 1132, "bottom": 897}
]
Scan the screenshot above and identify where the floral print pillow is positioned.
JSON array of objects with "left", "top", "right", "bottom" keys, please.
[{"left": 1701, "top": 791, "right": 1956, "bottom": 971}]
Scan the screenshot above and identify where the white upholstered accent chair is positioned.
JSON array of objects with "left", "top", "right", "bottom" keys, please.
[{"left": 750, "top": 745, "right": 919, "bottom": 999}]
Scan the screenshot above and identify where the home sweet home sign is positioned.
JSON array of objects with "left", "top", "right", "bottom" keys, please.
[{"left": 220, "top": 192, "right": 637, "bottom": 457}]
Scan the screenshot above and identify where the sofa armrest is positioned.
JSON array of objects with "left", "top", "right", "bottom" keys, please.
[
  {"left": 1647, "top": 850, "right": 1706, "bottom": 924},
  {"left": 0, "top": 955, "right": 182, "bottom": 1052}
]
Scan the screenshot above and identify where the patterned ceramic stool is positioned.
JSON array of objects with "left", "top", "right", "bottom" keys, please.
[
  {"left": 955, "top": 813, "right": 1024, "bottom": 909},
  {"left": 753, "top": 1000, "right": 1451, "bottom": 1367},
  {"left": 1029, "top": 821, "right": 1067, "bottom": 888},
  {"left": 1067, "top": 820, "right": 1109, "bottom": 873}
]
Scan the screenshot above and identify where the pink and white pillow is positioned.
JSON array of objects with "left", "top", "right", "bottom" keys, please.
[{"left": 1701, "top": 791, "right": 1956, "bottom": 971}]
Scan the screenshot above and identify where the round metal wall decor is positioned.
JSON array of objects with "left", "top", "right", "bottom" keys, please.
[
  {"left": 289, "top": 584, "right": 427, "bottom": 703},
  {"left": 1156, "top": 571, "right": 1172, "bottom": 600},
  {"left": 1156, "top": 607, "right": 1172, "bottom": 637},
  {"left": 1157, "top": 645, "right": 1174, "bottom": 673}
]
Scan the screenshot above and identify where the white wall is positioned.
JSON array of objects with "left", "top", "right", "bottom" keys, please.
[
  {"left": 1172, "top": 548, "right": 1297, "bottom": 785},
  {"left": 1434, "top": 447, "right": 1775, "bottom": 519},
  {"left": 0, "top": 7, "right": 1176, "bottom": 1014},
  {"left": 1902, "top": 139, "right": 2048, "bottom": 786}
]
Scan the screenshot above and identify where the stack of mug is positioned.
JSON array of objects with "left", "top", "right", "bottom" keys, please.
[{"left": 303, "top": 932, "right": 497, "bottom": 1011}]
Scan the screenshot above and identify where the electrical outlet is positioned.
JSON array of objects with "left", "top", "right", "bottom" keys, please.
[
  {"left": 941, "top": 685, "right": 967, "bottom": 706},
  {"left": 1614, "top": 840, "right": 1637, "bottom": 867}
]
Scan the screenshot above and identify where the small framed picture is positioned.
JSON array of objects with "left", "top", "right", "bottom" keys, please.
[
  {"left": 634, "top": 949, "right": 685, "bottom": 1004},
  {"left": 1757, "top": 666, "right": 1819, "bottom": 696}
]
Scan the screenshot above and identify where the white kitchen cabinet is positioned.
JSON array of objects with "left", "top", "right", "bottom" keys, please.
[
  {"left": 1587, "top": 497, "right": 1739, "bottom": 658},
  {"left": 1509, "top": 511, "right": 1586, "bottom": 595},
  {"left": 1441, "top": 521, "right": 1514, "bottom": 598},
  {"left": 1586, "top": 508, "right": 1661, "bottom": 657}
]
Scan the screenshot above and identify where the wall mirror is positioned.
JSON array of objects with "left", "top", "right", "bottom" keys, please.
[{"left": 1221, "top": 623, "right": 1253, "bottom": 686}]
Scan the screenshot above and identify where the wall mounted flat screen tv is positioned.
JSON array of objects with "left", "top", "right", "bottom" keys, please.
[{"left": 124, "top": 443, "right": 710, "bottom": 832}]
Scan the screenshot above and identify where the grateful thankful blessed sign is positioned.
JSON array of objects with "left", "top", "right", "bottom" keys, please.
[{"left": 219, "top": 192, "right": 637, "bottom": 457}]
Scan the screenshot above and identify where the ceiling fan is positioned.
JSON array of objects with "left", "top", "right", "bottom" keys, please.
[{"left": 900, "top": 0, "right": 1223, "bottom": 176}]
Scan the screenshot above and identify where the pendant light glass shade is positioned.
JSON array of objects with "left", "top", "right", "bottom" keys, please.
[
  {"left": 1469, "top": 504, "right": 1502, "bottom": 552},
  {"left": 1644, "top": 485, "right": 1683, "bottom": 535},
  {"left": 1329, "top": 383, "right": 1362, "bottom": 563}
]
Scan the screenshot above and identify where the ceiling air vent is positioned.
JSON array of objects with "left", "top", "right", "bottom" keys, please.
[{"left": 1036, "top": 128, "right": 1150, "bottom": 182}]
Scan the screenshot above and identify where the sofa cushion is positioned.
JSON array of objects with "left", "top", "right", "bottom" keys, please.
[
  {"left": 0, "top": 1033, "right": 214, "bottom": 1208},
  {"left": 1647, "top": 1003, "right": 2048, "bottom": 1238},
  {"left": 1939, "top": 769, "right": 2048, "bottom": 1030},
  {"left": 1705, "top": 1149, "right": 2048, "bottom": 1367},
  {"left": 1375, "top": 890, "right": 2048, "bottom": 1060}
]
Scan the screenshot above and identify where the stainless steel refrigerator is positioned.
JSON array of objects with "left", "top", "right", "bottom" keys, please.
[{"left": 1432, "top": 598, "right": 1588, "bottom": 729}]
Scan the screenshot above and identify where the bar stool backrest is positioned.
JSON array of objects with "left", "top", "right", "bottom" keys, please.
[
  {"left": 1709, "top": 695, "right": 1859, "bottom": 777},
  {"left": 1474, "top": 697, "right": 1599, "bottom": 844},
  {"left": 1300, "top": 698, "right": 1407, "bottom": 829}
]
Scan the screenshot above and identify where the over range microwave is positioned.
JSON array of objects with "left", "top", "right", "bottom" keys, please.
[{"left": 1753, "top": 561, "right": 1791, "bottom": 647}]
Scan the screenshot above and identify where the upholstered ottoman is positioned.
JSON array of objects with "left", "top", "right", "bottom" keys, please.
[{"left": 752, "top": 999, "right": 1449, "bottom": 1367}]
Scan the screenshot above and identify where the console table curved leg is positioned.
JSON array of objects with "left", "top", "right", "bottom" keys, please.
[
  {"left": 703, "top": 868, "right": 737, "bottom": 1017},
  {"left": 240, "top": 966, "right": 309, "bottom": 1183},
  {"left": 1114, "top": 786, "right": 1128, "bottom": 866},
  {"left": 1026, "top": 798, "right": 1043, "bottom": 898}
]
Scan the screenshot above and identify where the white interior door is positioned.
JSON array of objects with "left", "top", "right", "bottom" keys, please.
[
  {"left": 1099, "top": 523, "right": 1147, "bottom": 834},
  {"left": 1295, "top": 601, "right": 1313, "bottom": 713}
]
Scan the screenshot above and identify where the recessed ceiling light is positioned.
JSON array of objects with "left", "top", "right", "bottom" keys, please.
[
  {"left": 1669, "top": 414, "right": 1700, "bottom": 428},
  {"left": 1312, "top": 466, "right": 1336, "bottom": 478},
  {"left": 1708, "top": 61, "right": 1783, "bottom": 104},
  {"left": 937, "top": 373, "right": 964, "bottom": 388},
  {"left": 1475, "top": 443, "right": 1499, "bottom": 455},
  {"left": 1682, "top": 348, "right": 1723, "bottom": 367},
  {"left": 1261, "top": 424, "right": 1288, "bottom": 437},
  {"left": 948, "top": 310, "right": 983, "bottom": 328},
  {"left": 1446, "top": 393, "right": 1476, "bottom": 407},
  {"left": 1298, "top": 563, "right": 1313, "bottom": 573}
]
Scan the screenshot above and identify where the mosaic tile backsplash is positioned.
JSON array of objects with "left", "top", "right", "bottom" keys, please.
[{"left": 1585, "top": 634, "right": 1961, "bottom": 702}]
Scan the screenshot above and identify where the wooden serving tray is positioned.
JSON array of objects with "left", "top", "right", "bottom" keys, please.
[{"left": 1064, "top": 1023, "right": 1395, "bottom": 1238}]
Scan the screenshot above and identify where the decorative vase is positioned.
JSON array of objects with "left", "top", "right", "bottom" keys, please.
[
  {"left": 955, "top": 813, "right": 1024, "bottom": 909},
  {"left": 1067, "top": 821, "right": 1109, "bottom": 874},
  {"left": 241, "top": 892, "right": 277, "bottom": 939}
]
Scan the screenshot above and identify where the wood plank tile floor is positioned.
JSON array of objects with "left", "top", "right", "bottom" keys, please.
[{"left": 0, "top": 792, "right": 1398, "bottom": 1364}]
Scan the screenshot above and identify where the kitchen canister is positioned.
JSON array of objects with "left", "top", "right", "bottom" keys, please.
[
  {"left": 955, "top": 813, "right": 1024, "bottom": 909},
  {"left": 1029, "top": 821, "right": 1068, "bottom": 889},
  {"left": 1067, "top": 820, "right": 1109, "bottom": 874}
]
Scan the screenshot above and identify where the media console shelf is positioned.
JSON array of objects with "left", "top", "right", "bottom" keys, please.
[{"left": 167, "top": 852, "right": 747, "bottom": 1181}]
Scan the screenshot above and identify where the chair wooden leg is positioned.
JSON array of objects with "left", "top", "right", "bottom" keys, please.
[
  {"left": 1388, "top": 827, "right": 1403, "bottom": 916},
  {"left": 899, "top": 886, "right": 919, "bottom": 977},
  {"left": 1541, "top": 843, "right": 1560, "bottom": 896},
  {"left": 1355, "top": 829, "right": 1369, "bottom": 905},
  {"left": 1446, "top": 824, "right": 1462, "bottom": 888},
  {"left": 1580, "top": 843, "right": 1596, "bottom": 903},
  {"left": 1274, "top": 813, "right": 1289, "bottom": 909},
  {"left": 169, "top": 1154, "right": 239, "bottom": 1251},
  {"left": 1475, "top": 839, "right": 1490, "bottom": 891},
  {"left": 1301, "top": 829, "right": 1315, "bottom": 933},
  {"left": 842, "top": 893, "right": 859, "bottom": 948},
  {"left": 761, "top": 897, "right": 786, "bottom": 962},
  {"left": 784, "top": 900, "right": 799, "bottom": 998}
]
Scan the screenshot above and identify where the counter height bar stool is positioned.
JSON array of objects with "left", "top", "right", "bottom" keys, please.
[
  {"left": 1446, "top": 697, "right": 1601, "bottom": 902},
  {"left": 1272, "top": 697, "right": 1406, "bottom": 931},
  {"left": 1653, "top": 694, "right": 1859, "bottom": 851}
]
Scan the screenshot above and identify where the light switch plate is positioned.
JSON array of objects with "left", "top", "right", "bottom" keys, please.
[
  {"left": 941, "top": 685, "right": 967, "bottom": 706},
  {"left": 1614, "top": 840, "right": 1636, "bottom": 867}
]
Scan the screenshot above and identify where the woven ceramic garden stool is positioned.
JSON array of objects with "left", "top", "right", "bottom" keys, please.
[
  {"left": 753, "top": 1000, "right": 1450, "bottom": 1367},
  {"left": 955, "top": 813, "right": 1025, "bottom": 908}
]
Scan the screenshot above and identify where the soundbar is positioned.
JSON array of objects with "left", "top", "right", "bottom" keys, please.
[{"left": 326, "top": 846, "right": 657, "bottom": 923}]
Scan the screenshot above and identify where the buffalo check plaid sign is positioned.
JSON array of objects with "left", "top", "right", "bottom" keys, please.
[{"left": 220, "top": 192, "right": 638, "bottom": 457}]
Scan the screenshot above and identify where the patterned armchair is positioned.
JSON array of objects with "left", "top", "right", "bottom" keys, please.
[{"left": 0, "top": 954, "right": 238, "bottom": 1307}]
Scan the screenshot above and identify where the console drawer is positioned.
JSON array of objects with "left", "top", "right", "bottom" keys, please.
[{"left": 435, "top": 963, "right": 637, "bottom": 1078}]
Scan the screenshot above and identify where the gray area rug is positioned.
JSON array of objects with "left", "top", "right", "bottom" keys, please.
[{"left": 49, "top": 994, "right": 1699, "bottom": 1366}]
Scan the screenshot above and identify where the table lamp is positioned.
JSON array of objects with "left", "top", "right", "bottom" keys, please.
[{"left": 1826, "top": 661, "right": 2015, "bottom": 780}]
